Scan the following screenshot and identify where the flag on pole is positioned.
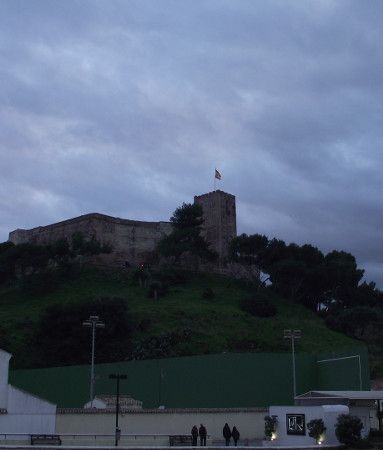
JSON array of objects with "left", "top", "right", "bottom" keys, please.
[{"left": 215, "top": 169, "right": 222, "bottom": 180}]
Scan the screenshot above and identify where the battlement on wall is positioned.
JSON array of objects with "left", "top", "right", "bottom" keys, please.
[
  {"left": 194, "top": 189, "right": 235, "bottom": 201},
  {"left": 10, "top": 212, "right": 170, "bottom": 237}
]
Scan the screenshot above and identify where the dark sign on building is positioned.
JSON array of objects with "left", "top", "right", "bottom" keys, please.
[{"left": 286, "top": 414, "right": 306, "bottom": 435}]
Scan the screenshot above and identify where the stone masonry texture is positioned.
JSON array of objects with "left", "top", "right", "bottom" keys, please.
[{"left": 194, "top": 190, "right": 236, "bottom": 260}]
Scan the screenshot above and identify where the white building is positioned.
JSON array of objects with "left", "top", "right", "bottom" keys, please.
[
  {"left": 0, "top": 349, "right": 56, "bottom": 437},
  {"left": 267, "top": 404, "right": 349, "bottom": 447},
  {"left": 295, "top": 390, "right": 383, "bottom": 435}
]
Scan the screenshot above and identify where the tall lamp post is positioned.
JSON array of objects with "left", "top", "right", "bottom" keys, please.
[
  {"left": 284, "top": 329, "right": 301, "bottom": 400},
  {"left": 83, "top": 315, "right": 105, "bottom": 406},
  {"left": 109, "top": 373, "right": 127, "bottom": 446}
]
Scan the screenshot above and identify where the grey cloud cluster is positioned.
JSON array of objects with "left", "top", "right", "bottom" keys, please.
[{"left": 1, "top": 0, "right": 383, "bottom": 286}]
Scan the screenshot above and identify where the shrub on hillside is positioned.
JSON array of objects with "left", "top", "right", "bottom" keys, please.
[
  {"left": 18, "top": 269, "right": 61, "bottom": 295},
  {"left": 335, "top": 414, "right": 363, "bottom": 447},
  {"left": 137, "top": 318, "right": 152, "bottom": 332},
  {"left": 202, "top": 287, "right": 215, "bottom": 299},
  {"left": 230, "top": 337, "right": 259, "bottom": 351},
  {"left": 0, "top": 235, "right": 112, "bottom": 290},
  {"left": 155, "top": 267, "right": 189, "bottom": 285},
  {"left": 240, "top": 296, "right": 276, "bottom": 318},
  {"left": 133, "top": 266, "right": 188, "bottom": 289},
  {"left": 71, "top": 232, "right": 112, "bottom": 256},
  {"left": 132, "top": 266, "right": 151, "bottom": 287},
  {"left": 31, "top": 297, "right": 133, "bottom": 367},
  {"left": 132, "top": 328, "right": 193, "bottom": 359},
  {"left": 148, "top": 280, "right": 168, "bottom": 299},
  {"left": 325, "top": 306, "right": 383, "bottom": 340}
]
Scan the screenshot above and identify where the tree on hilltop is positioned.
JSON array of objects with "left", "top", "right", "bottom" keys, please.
[
  {"left": 323, "top": 250, "right": 364, "bottom": 309},
  {"left": 228, "top": 234, "right": 374, "bottom": 312},
  {"left": 158, "top": 203, "right": 217, "bottom": 264},
  {"left": 0, "top": 233, "right": 113, "bottom": 291},
  {"left": 230, "top": 233, "right": 268, "bottom": 265}
]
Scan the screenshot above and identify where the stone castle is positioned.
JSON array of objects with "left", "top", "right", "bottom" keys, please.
[{"left": 9, "top": 190, "right": 236, "bottom": 266}]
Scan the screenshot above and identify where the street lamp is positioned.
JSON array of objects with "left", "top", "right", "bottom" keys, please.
[
  {"left": 284, "top": 329, "right": 301, "bottom": 400},
  {"left": 109, "top": 373, "right": 127, "bottom": 446},
  {"left": 83, "top": 315, "right": 105, "bottom": 406}
]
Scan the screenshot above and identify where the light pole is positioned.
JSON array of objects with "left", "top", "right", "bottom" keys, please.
[
  {"left": 284, "top": 329, "right": 301, "bottom": 400},
  {"left": 109, "top": 373, "right": 127, "bottom": 446},
  {"left": 83, "top": 315, "right": 105, "bottom": 406}
]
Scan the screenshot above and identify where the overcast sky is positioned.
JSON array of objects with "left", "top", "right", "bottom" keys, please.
[{"left": 1, "top": 0, "right": 383, "bottom": 287}]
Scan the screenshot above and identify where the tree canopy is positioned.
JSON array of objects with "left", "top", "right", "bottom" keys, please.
[
  {"left": 230, "top": 232, "right": 383, "bottom": 375},
  {"left": 31, "top": 297, "right": 133, "bottom": 367},
  {"left": 230, "top": 233, "right": 379, "bottom": 312},
  {"left": 0, "top": 233, "right": 112, "bottom": 289},
  {"left": 158, "top": 202, "right": 217, "bottom": 263}
]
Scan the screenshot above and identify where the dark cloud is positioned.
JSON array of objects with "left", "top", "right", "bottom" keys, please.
[{"left": 1, "top": 0, "right": 383, "bottom": 286}]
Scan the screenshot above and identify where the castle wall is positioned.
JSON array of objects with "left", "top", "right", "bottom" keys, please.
[
  {"left": 194, "top": 190, "right": 236, "bottom": 260},
  {"left": 9, "top": 214, "right": 172, "bottom": 266},
  {"left": 8, "top": 191, "right": 237, "bottom": 266}
]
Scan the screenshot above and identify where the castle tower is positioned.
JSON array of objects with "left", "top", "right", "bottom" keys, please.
[{"left": 194, "top": 190, "right": 237, "bottom": 260}]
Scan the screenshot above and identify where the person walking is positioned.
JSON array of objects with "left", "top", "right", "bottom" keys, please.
[
  {"left": 191, "top": 425, "right": 198, "bottom": 446},
  {"left": 223, "top": 423, "right": 231, "bottom": 446},
  {"left": 199, "top": 424, "right": 207, "bottom": 446},
  {"left": 232, "top": 426, "right": 240, "bottom": 447}
]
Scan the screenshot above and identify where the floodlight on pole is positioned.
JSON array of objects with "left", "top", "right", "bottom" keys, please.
[
  {"left": 83, "top": 315, "right": 105, "bottom": 406},
  {"left": 109, "top": 373, "right": 127, "bottom": 446},
  {"left": 284, "top": 329, "right": 301, "bottom": 400}
]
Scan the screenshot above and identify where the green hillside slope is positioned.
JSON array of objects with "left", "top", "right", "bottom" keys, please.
[{"left": 0, "top": 267, "right": 360, "bottom": 369}]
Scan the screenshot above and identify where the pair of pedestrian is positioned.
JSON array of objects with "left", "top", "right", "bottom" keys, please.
[
  {"left": 191, "top": 424, "right": 207, "bottom": 446},
  {"left": 223, "top": 423, "right": 240, "bottom": 446}
]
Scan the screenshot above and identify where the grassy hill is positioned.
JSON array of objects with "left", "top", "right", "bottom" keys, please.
[{"left": 0, "top": 267, "right": 361, "bottom": 370}]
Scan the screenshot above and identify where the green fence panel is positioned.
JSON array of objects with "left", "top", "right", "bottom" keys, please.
[
  {"left": 315, "top": 346, "right": 370, "bottom": 391},
  {"left": 9, "top": 348, "right": 369, "bottom": 408}
]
